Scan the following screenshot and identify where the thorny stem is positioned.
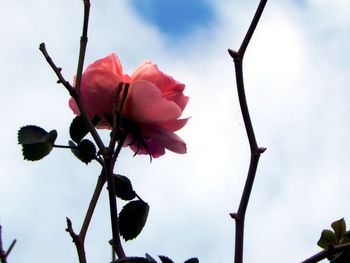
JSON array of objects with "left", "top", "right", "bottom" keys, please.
[
  {"left": 39, "top": 43, "right": 106, "bottom": 155},
  {"left": 105, "top": 134, "right": 128, "bottom": 259},
  {"left": 65, "top": 175, "right": 105, "bottom": 263},
  {"left": 79, "top": 174, "right": 106, "bottom": 241},
  {"left": 66, "top": 218, "right": 87, "bottom": 263},
  {"left": 228, "top": 1, "right": 268, "bottom": 263},
  {"left": 301, "top": 243, "right": 350, "bottom": 263}
]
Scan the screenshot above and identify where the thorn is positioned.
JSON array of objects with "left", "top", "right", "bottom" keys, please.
[
  {"left": 57, "top": 67, "right": 62, "bottom": 72},
  {"left": 230, "top": 213, "right": 239, "bottom": 220},
  {"left": 57, "top": 80, "right": 62, "bottom": 84},
  {"left": 228, "top": 49, "right": 239, "bottom": 59},
  {"left": 258, "top": 147, "right": 267, "bottom": 153}
]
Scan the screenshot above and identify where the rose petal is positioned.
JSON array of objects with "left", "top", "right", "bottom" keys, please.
[
  {"left": 141, "top": 125, "right": 187, "bottom": 154},
  {"left": 86, "top": 53, "right": 124, "bottom": 78},
  {"left": 131, "top": 62, "right": 188, "bottom": 110},
  {"left": 130, "top": 139, "right": 166, "bottom": 158},
  {"left": 158, "top": 118, "right": 190, "bottom": 132},
  {"left": 124, "top": 80, "right": 182, "bottom": 123}
]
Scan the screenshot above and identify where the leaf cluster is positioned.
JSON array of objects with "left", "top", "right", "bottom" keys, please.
[{"left": 317, "top": 218, "right": 350, "bottom": 262}]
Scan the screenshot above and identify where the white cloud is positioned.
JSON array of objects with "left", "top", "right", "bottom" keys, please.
[{"left": 1, "top": 0, "right": 350, "bottom": 262}]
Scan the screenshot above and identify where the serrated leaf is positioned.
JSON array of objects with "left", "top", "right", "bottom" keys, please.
[
  {"left": 119, "top": 200, "right": 149, "bottom": 241},
  {"left": 113, "top": 256, "right": 152, "bottom": 263},
  {"left": 184, "top": 258, "right": 199, "bottom": 263},
  {"left": 332, "top": 218, "right": 347, "bottom": 241},
  {"left": 158, "top": 255, "right": 174, "bottom": 263},
  {"left": 318, "top": 229, "right": 337, "bottom": 249},
  {"left": 18, "top": 125, "right": 57, "bottom": 161},
  {"left": 70, "top": 115, "right": 100, "bottom": 143},
  {"left": 113, "top": 174, "right": 136, "bottom": 201},
  {"left": 69, "top": 139, "right": 96, "bottom": 164}
]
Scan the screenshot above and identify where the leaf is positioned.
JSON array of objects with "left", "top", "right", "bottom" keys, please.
[
  {"left": 119, "top": 200, "right": 150, "bottom": 241},
  {"left": 113, "top": 256, "right": 152, "bottom": 263},
  {"left": 18, "top": 125, "right": 57, "bottom": 161},
  {"left": 318, "top": 229, "right": 337, "bottom": 249},
  {"left": 113, "top": 174, "right": 136, "bottom": 201},
  {"left": 69, "top": 139, "right": 96, "bottom": 164},
  {"left": 158, "top": 256, "right": 175, "bottom": 263},
  {"left": 145, "top": 254, "right": 158, "bottom": 263},
  {"left": 70, "top": 115, "right": 100, "bottom": 143},
  {"left": 184, "top": 258, "right": 199, "bottom": 263},
  {"left": 332, "top": 218, "right": 347, "bottom": 241}
]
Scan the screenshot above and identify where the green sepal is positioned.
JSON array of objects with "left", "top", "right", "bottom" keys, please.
[
  {"left": 69, "top": 139, "right": 96, "bottom": 164},
  {"left": 18, "top": 125, "right": 57, "bottom": 161},
  {"left": 70, "top": 115, "right": 100, "bottom": 143},
  {"left": 113, "top": 174, "right": 136, "bottom": 201},
  {"left": 119, "top": 200, "right": 150, "bottom": 241}
]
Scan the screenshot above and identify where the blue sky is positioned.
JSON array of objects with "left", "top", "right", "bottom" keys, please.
[
  {"left": 130, "top": 0, "right": 215, "bottom": 37},
  {"left": 1, "top": 0, "right": 350, "bottom": 262}
]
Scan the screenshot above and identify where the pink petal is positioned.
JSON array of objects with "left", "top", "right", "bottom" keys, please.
[
  {"left": 141, "top": 125, "right": 187, "bottom": 154},
  {"left": 124, "top": 80, "right": 182, "bottom": 123},
  {"left": 130, "top": 139, "right": 166, "bottom": 158},
  {"left": 131, "top": 61, "right": 188, "bottom": 110},
  {"left": 158, "top": 118, "right": 190, "bottom": 132},
  {"left": 69, "top": 54, "right": 124, "bottom": 119},
  {"left": 85, "top": 53, "right": 124, "bottom": 78}
]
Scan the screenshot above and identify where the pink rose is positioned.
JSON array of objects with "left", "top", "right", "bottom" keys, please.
[{"left": 69, "top": 54, "right": 189, "bottom": 158}]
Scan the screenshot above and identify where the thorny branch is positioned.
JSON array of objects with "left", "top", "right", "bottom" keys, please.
[{"left": 228, "top": 1, "right": 268, "bottom": 263}]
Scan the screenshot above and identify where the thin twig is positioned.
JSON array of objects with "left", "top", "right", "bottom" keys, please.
[
  {"left": 66, "top": 174, "right": 105, "bottom": 263},
  {"left": 228, "top": 1, "right": 268, "bottom": 263},
  {"left": 0, "top": 225, "right": 16, "bottom": 263},
  {"left": 66, "top": 218, "right": 87, "bottom": 263},
  {"left": 302, "top": 243, "right": 350, "bottom": 263},
  {"left": 75, "top": 0, "right": 90, "bottom": 95},
  {"left": 39, "top": 43, "right": 107, "bottom": 156},
  {"left": 79, "top": 174, "right": 106, "bottom": 241}
]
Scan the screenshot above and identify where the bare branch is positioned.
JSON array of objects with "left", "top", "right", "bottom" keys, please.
[{"left": 229, "top": 1, "right": 268, "bottom": 263}]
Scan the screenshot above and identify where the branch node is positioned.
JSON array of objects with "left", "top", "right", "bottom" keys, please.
[
  {"left": 228, "top": 49, "right": 239, "bottom": 59},
  {"left": 66, "top": 217, "right": 79, "bottom": 243}
]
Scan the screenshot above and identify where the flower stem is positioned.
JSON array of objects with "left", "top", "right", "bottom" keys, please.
[{"left": 104, "top": 156, "right": 126, "bottom": 258}]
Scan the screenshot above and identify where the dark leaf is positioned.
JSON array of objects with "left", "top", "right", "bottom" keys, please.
[
  {"left": 184, "top": 258, "right": 199, "bottom": 263},
  {"left": 145, "top": 254, "right": 158, "bottom": 263},
  {"left": 18, "top": 125, "right": 57, "bottom": 161},
  {"left": 119, "top": 200, "right": 149, "bottom": 241},
  {"left": 341, "top": 231, "right": 350, "bottom": 244},
  {"left": 69, "top": 139, "right": 96, "bottom": 164},
  {"left": 113, "top": 174, "right": 136, "bottom": 200},
  {"left": 332, "top": 218, "right": 347, "bottom": 241},
  {"left": 318, "top": 229, "right": 337, "bottom": 249},
  {"left": 158, "top": 255, "right": 174, "bottom": 263},
  {"left": 70, "top": 115, "right": 100, "bottom": 143},
  {"left": 113, "top": 256, "right": 152, "bottom": 263}
]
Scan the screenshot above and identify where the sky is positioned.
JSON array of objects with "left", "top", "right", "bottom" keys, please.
[{"left": 1, "top": 0, "right": 350, "bottom": 262}]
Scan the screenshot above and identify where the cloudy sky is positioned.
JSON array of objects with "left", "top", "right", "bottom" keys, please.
[{"left": 1, "top": 0, "right": 350, "bottom": 262}]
